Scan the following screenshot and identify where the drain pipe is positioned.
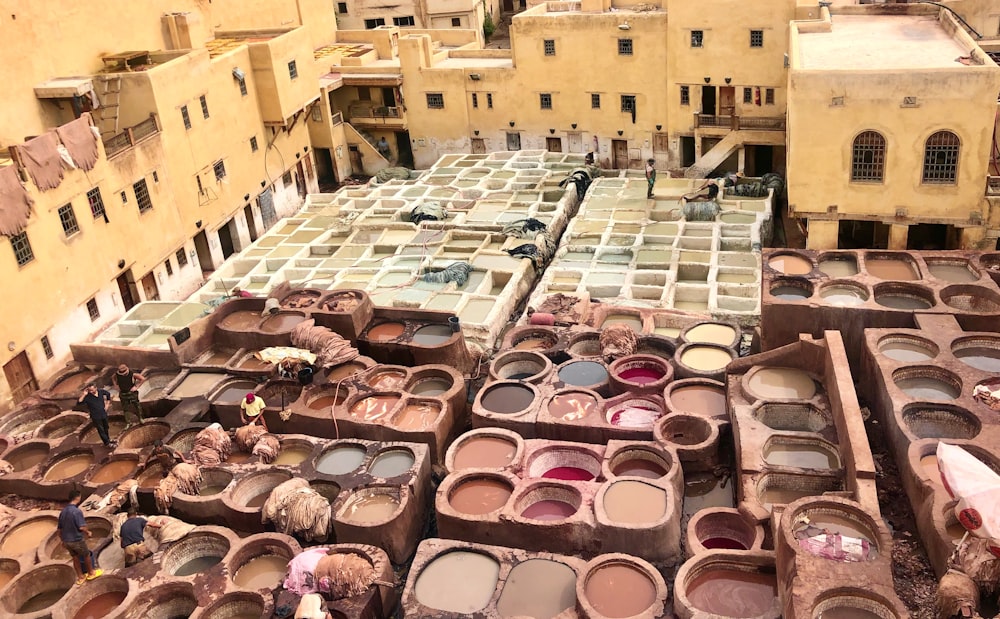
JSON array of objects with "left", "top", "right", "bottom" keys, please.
[{"left": 914, "top": 0, "right": 982, "bottom": 39}]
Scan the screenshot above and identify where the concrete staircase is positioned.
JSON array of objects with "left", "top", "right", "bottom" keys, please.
[{"left": 684, "top": 131, "right": 745, "bottom": 178}]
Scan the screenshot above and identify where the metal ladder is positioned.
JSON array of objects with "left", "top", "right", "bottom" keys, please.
[{"left": 97, "top": 76, "right": 122, "bottom": 137}]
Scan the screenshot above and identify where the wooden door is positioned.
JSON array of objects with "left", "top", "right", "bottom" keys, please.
[
  {"left": 546, "top": 137, "right": 562, "bottom": 153},
  {"left": 567, "top": 132, "right": 582, "bottom": 153},
  {"left": 3, "top": 352, "right": 37, "bottom": 405},
  {"left": 506, "top": 132, "right": 521, "bottom": 151},
  {"left": 141, "top": 272, "right": 160, "bottom": 301},
  {"left": 116, "top": 271, "right": 137, "bottom": 310},
  {"left": 612, "top": 139, "right": 628, "bottom": 169},
  {"left": 471, "top": 138, "right": 486, "bottom": 154},
  {"left": 349, "top": 145, "right": 363, "bottom": 174},
  {"left": 719, "top": 87, "right": 735, "bottom": 116}
]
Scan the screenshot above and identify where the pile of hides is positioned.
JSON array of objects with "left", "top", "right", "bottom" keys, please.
[
  {"left": 600, "top": 324, "right": 639, "bottom": 362},
  {"left": 937, "top": 538, "right": 1000, "bottom": 619},
  {"left": 147, "top": 515, "right": 196, "bottom": 547},
  {"left": 373, "top": 167, "right": 411, "bottom": 184},
  {"left": 284, "top": 547, "right": 331, "bottom": 595},
  {"left": 535, "top": 293, "right": 583, "bottom": 323},
  {"left": 291, "top": 319, "right": 359, "bottom": 368},
  {"left": 761, "top": 172, "right": 784, "bottom": 198},
  {"left": 0, "top": 460, "right": 12, "bottom": 476},
  {"left": 0, "top": 504, "right": 15, "bottom": 535},
  {"left": 262, "top": 478, "right": 332, "bottom": 541},
  {"left": 252, "top": 433, "right": 280, "bottom": 464},
  {"left": 191, "top": 423, "right": 233, "bottom": 466},
  {"left": 502, "top": 218, "right": 547, "bottom": 239},
  {"left": 154, "top": 463, "right": 203, "bottom": 513},
  {"left": 505, "top": 233, "right": 556, "bottom": 270},
  {"left": 935, "top": 569, "right": 978, "bottom": 619},
  {"left": 54, "top": 114, "right": 99, "bottom": 172},
  {"left": 422, "top": 262, "right": 472, "bottom": 287},
  {"left": 258, "top": 347, "right": 317, "bottom": 366},
  {"left": 235, "top": 424, "right": 267, "bottom": 452},
  {"left": 294, "top": 594, "right": 328, "bottom": 619},
  {"left": 973, "top": 379, "right": 1000, "bottom": 411},
  {"left": 82, "top": 479, "right": 138, "bottom": 513},
  {"left": 682, "top": 199, "right": 721, "bottom": 222},
  {"left": 19, "top": 131, "right": 64, "bottom": 190},
  {"left": 0, "top": 166, "right": 33, "bottom": 236},
  {"left": 408, "top": 201, "right": 446, "bottom": 224},
  {"left": 315, "top": 552, "right": 391, "bottom": 599},
  {"left": 558, "top": 167, "right": 594, "bottom": 200}
]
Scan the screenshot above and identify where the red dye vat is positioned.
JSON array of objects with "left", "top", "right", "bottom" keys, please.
[
  {"left": 701, "top": 536, "right": 748, "bottom": 550},
  {"left": 542, "top": 466, "right": 595, "bottom": 481},
  {"left": 618, "top": 367, "right": 665, "bottom": 384}
]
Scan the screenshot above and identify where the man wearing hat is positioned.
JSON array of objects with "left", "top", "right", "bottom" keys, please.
[{"left": 240, "top": 393, "right": 268, "bottom": 431}]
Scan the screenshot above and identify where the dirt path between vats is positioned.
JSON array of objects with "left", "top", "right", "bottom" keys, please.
[{"left": 863, "top": 407, "right": 937, "bottom": 618}]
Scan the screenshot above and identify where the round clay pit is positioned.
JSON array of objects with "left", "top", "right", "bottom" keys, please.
[
  {"left": 864, "top": 253, "right": 920, "bottom": 280},
  {"left": 135, "top": 463, "right": 167, "bottom": 489},
  {"left": 410, "top": 323, "right": 455, "bottom": 347},
  {"left": 478, "top": 381, "right": 538, "bottom": 416},
  {"left": 607, "top": 447, "right": 673, "bottom": 480},
  {"left": 131, "top": 582, "right": 198, "bottom": 619},
  {"left": 314, "top": 443, "right": 369, "bottom": 475},
  {"left": 892, "top": 366, "right": 962, "bottom": 401},
  {"left": 365, "top": 321, "right": 407, "bottom": 342},
  {"left": 609, "top": 355, "right": 673, "bottom": 393},
  {"left": 509, "top": 328, "right": 559, "bottom": 353},
  {"left": 489, "top": 350, "right": 552, "bottom": 383},
  {"left": 338, "top": 486, "right": 403, "bottom": 525},
  {"left": 392, "top": 398, "right": 442, "bottom": 431},
  {"left": 80, "top": 415, "right": 127, "bottom": 444},
  {"left": 600, "top": 479, "right": 669, "bottom": 526},
  {"left": 226, "top": 538, "right": 295, "bottom": 591},
  {"left": 656, "top": 414, "right": 715, "bottom": 449},
  {"left": 116, "top": 420, "right": 172, "bottom": 449},
  {"left": 44, "top": 516, "right": 112, "bottom": 562},
  {"left": 256, "top": 380, "right": 303, "bottom": 407},
  {"left": 280, "top": 289, "right": 321, "bottom": 309},
  {"left": 272, "top": 439, "right": 315, "bottom": 467},
  {"left": 816, "top": 252, "right": 860, "bottom": 278},
  {"left": 566, "top": 332, "right": 602, "bottom": 358},
  {"left": 139, "top": 371, "right": 180, "bottom": 401},
  {"left": 556, "top": 360, "right": 609, "bottom": 390},
  {"left": 635, "top": 336, "right": 676, "bottom": 362},
  {"left": 901, "top": 403, "right": 980, "bottom": 440},
  {"left": 675, "top": 343, "right": 736, "bottom": 380},
  {"left": 927, "top": 258, "right": 979, "bottom": 283},
  {"left": 46, "top": 369, "right": 99, "bottom": 396},
  {"left": 547, "top": 389, "right": 601, "bottom": 423},
  {"left": 448, "top": 430, "right": 522, "bottom": 471},
  {"left": 405, "top": 368, "right": 456, "bottom": 397},
  {"left": 688, "top": 509, "right": 760, "bottom": 554},
  {"left": 743, "top": 366, "right": 818, "bottom": 401},
  {"left": 305, "top": 385, "right": 348, "bottom": 410},
  {"left": 877, "top": 334, "right": 939, "bottom": 363},
  {"left": 309, "top": 480, "right": 342, "bottom": 502},
  {"left": 167, "top": 427, "right": 202, "bottom": 452},
  {"left": 413, "top": 550, "right": 500, "bottom": 614},
  {"left": 5, "top": 442, "right": 51, "bottom": 472},
  {"left": 197, "top": 468, "right": 235, "bottom": 496},
  {"left": 495, "top": 557, "right": 578, "bottom": 619},
  {"left": 35, "top": 413, "right": 88, "bottom": 440},
  {"left": 580, "top": 557, "right": 661, "bottom": 619},
  {"left": 318, "top": 289, "right": 366, "bottom": 313},
  {"left": 42, "top": 449, "right": 96, "bottom": 482},
  {"left": 762, "top": 436, "right": 841, "bottom": 471},
  {"left": 234, "top": 352, "right": 273, "bottom": 372},
  {"left": 940, "top": 284, "right": 1000, "bottom": 313},
  {"left": 0, "top": 557, "right": 19, "bottom": 591},
  {"left": 664, "top": 379, "right": 727, "bottom": 418},
  {"left": 811, "top": 590, "right": 901, "bottom": 619},
  {"left": 767, "top": 252, "right": 814, "bottom": 275},
  {"left": 606, "top": 398, "right": 663, "bottom": 429},
  {"left": 230, "top": 470, "right": 293, "bottom": 510},
  {"left": 161, "top": 531, "right": 231, "bottom": 577},
  {"left": 259, "top": 311, "right": 307, "bottom": 333},
  {"left": 210, "top": 379, "right": 261, "bottom": 406},
  {"left": 755, "top": 473, "right": 843, "bottom": 513},
  {"left": 2, "top": 563, "right": 75, "bottom": 615},
  {"left": 348, "top": 393, "right": 403, "bottom": 422},
  {"left": 325, "top": 360, "right": 369, "bottom": 383},
  {"left": 951, "top": 335, "right": 1000, "bottom": 372},
  {"left": 364, "top": 368, "right": 408, "bottom": 391},
  {"left": 818, "top": 280, "right": 869, "bottom": 307},
  {"left": 58, "top": 572, "right": 129, "bottom": 619},
  {"left": 367, "top": 448, "right": 416, "bottom": 478},
  {"left": 752, "top": 402, "right": 830, "bottom": 433},
  {"left": 769, "top": 277, "right": 814, "bottom": 302},
  {"left": 785, "top": 501, "right": 880, "bottom": 561},
  {"left": 872, "top": 282, "right": 935, "bottom": 310},
  {"left": 0, "top": 515, "right": 58, "bottom": 556},
  {"left": 219, "top": 310, "right": 264, "bottom": 331},
  {"left": 674, "top": 556, "right": 779, "bottom": 619},
  {"left": 201, "top": 591, "right": 268, "bottom": 618},
  {"left": 526, "top": 447, "right": 601, "bottom": 481},
  {"left": 681, "top": 321, "right": 740, "bottom": 347},
  {"left": 600, "top": 311, "right": 644, "bottom": 332},
  {"left": 447, "top": 474, "right": 515, "bottom": 515},
  {"left": 514, "top": 484, "right": 582, "bottom": 522},
  {"left": 86, "top": 455, "right": 140, "bottom": 484},
  {"left": 0, "top": 405, "right": 60, "bottom": 435}
]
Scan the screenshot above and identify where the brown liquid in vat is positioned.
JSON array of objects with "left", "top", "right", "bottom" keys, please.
[
  {"left": 603, "top": 481, "right": 667, "bottom": 524},
  {"left": 45, "top": 454, "right": 94, "bottom": 481},
  {"left": 548, "top": 392, "right": 599, "bottom": 421},
  {"left": 1, "top": 518, "right": 57, "bottom": 554},
  {"left": 350, "top": 396, "right": 400, "bottom": 421},
  {"left": 261, "top": 313, "right": 306, "bottom": 332},
  {"left": 481, "top": 384, "right": 535, "bottom": 414},
  {"left": 73, "top": 591, "right": 127, "bottom": 619},
  {"left": 342, "top": 493, "right": 400, "bottom": 523},
  {"left": 670, "top": 385, "right": 726, "bottom": 416},
  {"left": 89, "top": 460, "right": 137, "bottom": 484},
  {"left": 866, "top": 258, "right": 917, "bottom": 280},
  {"left": 747, "top": 367, "right": 816, "bottom": 399},
  {"left": 685, "top": 569, "right": 777, "bottom": 617},
  {"left": 680, "top": 347, "right": 732, "bottom": 372},
  {"left": 220, "top": 311, "right": 261, "bottom": 330},
  {"left": 395, "top": 403, "right": 440, "bottom": 430},
  {"left": 449, "top": 479, "right": 512, "bottom": 515},
  {"left": 233, "top": 554, "right": 289, "bottom": 589},
  {"left": 367, "top": 322, "right": 406, "bottom": 341},
  {"left": 768, "top": 254, "right": 812, "bottom": 275},
  {"left": 584, "top": 563, "right": 656, "bottom": 618},
  {"left": 453, "top": 437, "right": 517, "bottom": 469}
]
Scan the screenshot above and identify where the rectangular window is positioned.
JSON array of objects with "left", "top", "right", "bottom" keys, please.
[
  {"left": 176, "top": 248, "right": 188, "bottom": 267},
  {"left": 680, "top": 86, "right": 690, "bottom": 106},
  {"left": 426, "top": 93, "right": 444, "bottom": 109},
  {"left": 199, "top": 94, "right": 209, "bottom": 119},
  {"left": 392, "top": 16, "right": 414, "bottom": 26},
  {"left": 282, "top": 170, "right": 293, "bottom": 186},
  {"left": 544, "top": 39, "right": 555, "bottom": 56},
  {"left": 540, "top": 93, "right": 552, "bottom": 110},
  {"left": 134, "top": 179, "right": 152, "bottom": 213},
  {"left": 487, "top": 93, "right": 493, "bottom": 108},
  {"left": 41, "top": 336, "right": 53, "bottom": 359},
  {"left": 152, "top": 170, "right": 159, "bottom": 183},
  {"left": 120, "top": 190, "right": 127, "bottom": 203},
  {"left": 358, "top": 87, "right": 371, "bottom": 101},
  {"left": 472, "top": 93, "right": 479, "bottom": 108},
  {"left": 164, "top": 259, "right": 173, "bottom": 276},
  {"left": 691, "top": 30, "right": 703, "bottom": 47},
  {"left": 86, "top": 298, "right": 100, "bottom": 321},
  {"left": 337, "top": 1, "right": 348, "bottom": 12},
  {"left": 451, "top": 17, "right": 461, "bottom": 27},
  {"left": 58, "top": 204, "right": 80, "bottom": 237},
  {"left": 287, "top": 60, "right": 298, "bottom": 80},
  {"left": 591, "top": 93, "right": 601, "bottom": 109},
  {"left": 365, "top": 18, "right": 385, "bottom": 28},
  {"left": 743, "top": 88, "right": 752, "bottom": 104},
  {"left": 10, "top": 232, "right": 33, "bottom": 266},
  {"left": 86, "top": 187, "right": 106, "bottom": 220},
  {"left": 180, "top": 105, "right": 191, "bottom": 130},
  {"left": 621, "top": 95, "right": 636, "bottom": 113},
  {"left": 213, "top": 160, "right": 227, "bottom": 181},
  {"left": 238, "top": 76, "right": 248, "bottom": 96},
  {"left": 750, "top": 30, "right": 763, "bottom": 47},
  {"left": 618, "top": 38, "right": 633, "bottom": 56},
  {"left": 765, "top": 88, "right": 775, "bottom": 105},
  {"left": 250, "top": 136, "right": 258, "bottom": 152}
]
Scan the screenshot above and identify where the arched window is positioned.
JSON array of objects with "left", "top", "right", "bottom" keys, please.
[
  {"left": 922, "top": 131, "right": 960, "bottom": 184},
  {"left": 850, "top": 131, "right": 886, "bottom": 182}
]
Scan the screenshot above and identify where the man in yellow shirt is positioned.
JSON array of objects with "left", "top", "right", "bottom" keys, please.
[{"left": 240, "top": 393, "right": 268, "bottom": 431}]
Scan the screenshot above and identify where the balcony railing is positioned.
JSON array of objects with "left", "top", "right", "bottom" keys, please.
[
  {"left": 988, "top": 175, "right": 1000, "bottom": 196},
  {"left": 331, "top": 111, "right": 343, "bottom": 126},
  {"left": 348, "top": 104, "right": 403, "bottom": 121},
  {"left": 694, "top": 113, "right": 784, "bottom": 131},
  {"left": 103, "top": 113, "right": 160, "bottom": 158}
]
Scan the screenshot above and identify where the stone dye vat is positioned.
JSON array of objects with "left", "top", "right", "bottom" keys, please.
[
  {"left": 760, "top": 249, "right": 1000, "bottom": 369},
  {"left": 684, "top": 508, "right": 764, "bottom": 557},
  {"left": 438, "top": 429, "right": 682, "bottom": 561},
  {"left": 726, "top": 333, "right": 879, "bottom": 523},
  {"left": 401, "top": 538, "right": 668, "bottom": 618},
  {"left": 527, "top": 175, "right": 771, "bottom": 327},
  {"left": 860, "top": 314, "right": 1000, "bottom": 576},
  {"left": 772, "top": 496, "right": 908, "bottom": 619},
  {"left": 673, "top": 551, "right": 781, "bottom": 619}
]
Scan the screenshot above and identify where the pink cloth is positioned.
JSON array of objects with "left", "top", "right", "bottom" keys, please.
[{"left": 283, "top": 547, "right": 330, "bottom": 595}]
